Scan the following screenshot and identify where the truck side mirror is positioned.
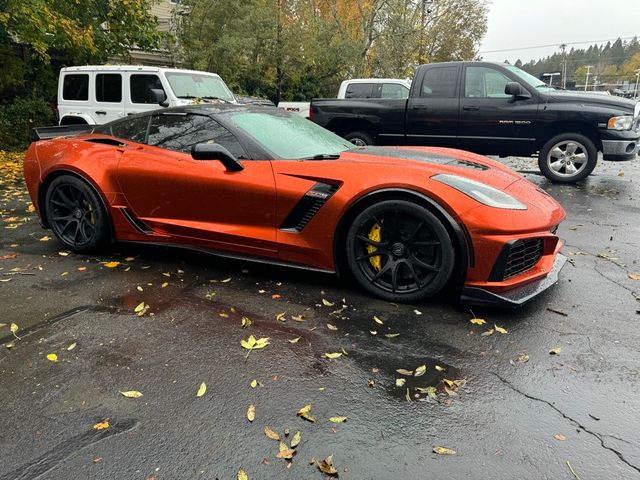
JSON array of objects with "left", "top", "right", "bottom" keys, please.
[
  {"left": 191, "top": 143, "right": 244, "bottom": 172},
  {"left": 150, "top": 88, "right": 169, "bottom": 107},
  {"left": 505, "top": 82, "right": 531, "bottom": 99}
]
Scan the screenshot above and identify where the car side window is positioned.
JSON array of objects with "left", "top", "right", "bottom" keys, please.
[
  {"left": 147, "top": 114, "right": 248, "bottom": 159},
  {"left": 419, "top": 67, "right": 457, "bottom": 98},
  {"left": 110, "top": 116, "right": 151, "bottom": 143},
  {"left": 345, "top": 83, "right": 375, "bottom": 99},
  {"left": 130, "top": 74, "right": 165, "bottom": 104},
  {"left": 96, "top": 74, "right": 122, "bottom": 103},
  {"left": 381, "top": 83, "right": 409, "bottom": 99},
  {"left": 62, "top": 74, "right": 89, "bottom": 101},
  {"left": 465, "top": 66, "right": 511, "bottom": 98}
]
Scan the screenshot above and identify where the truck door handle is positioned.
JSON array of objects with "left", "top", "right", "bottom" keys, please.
[
  {"left": 413, "top": 106, "right": 429, "bottom": 110},
  {"left": 462, "top": 106, "right": 479, "bottom": 111},
  {"left": 127, "top": 112, "right": 138, "bottom": 116},
  {"left": 95, "top": 110, "right": 107, "bottom": 115}
]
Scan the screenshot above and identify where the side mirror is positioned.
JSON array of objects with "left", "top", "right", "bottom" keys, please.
[
  {"left": 191, "top": 143, "right": 244, "bottom": 172},
  {"left": 150, "top": 88, "right": 168, "bottom": 106},
  {"left": 505, "top": 82, "right": 531, "bottom": 99}
]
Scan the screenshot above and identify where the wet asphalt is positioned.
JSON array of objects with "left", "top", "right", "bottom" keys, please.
[{"left": 0, "top": 156, "right": 639, "bottom": 480}]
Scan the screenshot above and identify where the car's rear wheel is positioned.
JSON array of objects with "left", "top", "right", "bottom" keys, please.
[
  {"left": 344, "top": 131, "right": 374, "bottom": 146},
  {"left": 45, "top": 175, "right": 110, "bottom": 252},
  {"left": 346, "top": 200, "right": 455, "bottom": 303},
  {"left": 538, "top": 133, "right": 597, "bottom": 183}
]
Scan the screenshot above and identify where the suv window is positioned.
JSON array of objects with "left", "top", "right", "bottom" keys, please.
[
  {"left": 381, "top": 83, "right": 409, "bottom": 99},
  {"left": 130, "top": 74, "right": 165, "bottom": 104},
  {"left": 63, "top": 74, "right": 89, "bottom": 101},
  {"left": 147, "top": 114, "right": 248, "bottom": 159},
  {"left": 465, "top": 66, "right": 511, "bottom": 98},
  {"left": 420, "top": 67, "right": 457, "bottom": 98},
  {"left": 345, "top": 83, "right": 375, "bottom": 99},
  {"left": 96, "top": 73, "right": 122, "bottom": 103},
  {"left": 110, "top": 116, "right": 150, "bottom": 143}
]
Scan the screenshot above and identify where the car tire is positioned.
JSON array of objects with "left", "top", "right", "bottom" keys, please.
[
  {"left": 344, "top": 131, "right": 374, "bottom": 146},
  {"left": 538, "top": 133, "right": 598, "bottom": 183},
  {"left": 346, "top": 200, "right": 455, "bottom": 303},
  {"left": 45, "top": 175, "right": 110, "bottom": 252}
]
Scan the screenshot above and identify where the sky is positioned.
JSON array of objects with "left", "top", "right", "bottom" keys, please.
[{"left": 479, "top": 0, "right": 640, "bottom": 64}]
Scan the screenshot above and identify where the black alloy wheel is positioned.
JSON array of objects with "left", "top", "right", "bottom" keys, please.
[
  {"left": 346, "top": 200, "right": 455, "bottom": 303},
  {"left": 45, "top": 175, "right": 110, "bottom": 252}
]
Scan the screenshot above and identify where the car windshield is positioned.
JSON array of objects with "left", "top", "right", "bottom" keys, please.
[
  {"left": 504, "top": 65, "right": 555, "bottom": 92},
  {"left": 165, "top": 72, "right": 236, "bottom": 101},
  {"left": 227, "top": 111, "right": 354, "bottom": 159}
]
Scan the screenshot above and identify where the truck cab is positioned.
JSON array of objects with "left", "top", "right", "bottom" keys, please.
[{"left": 57, "top": 66, "right": 236, "bottom": 126}]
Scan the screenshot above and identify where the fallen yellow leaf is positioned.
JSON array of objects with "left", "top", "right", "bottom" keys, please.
[
  {"left": 93, "top": 420, "right": 110, "bottom": 430},
  {"left": 494, "top": 324, "right": 508, "bottom": 334},
  {"left": 329, "top": 416, "right": 347, "bottom": 423},
  {"left": 549, "top": 347, "right": 562, "bottom": 355},
  {"left": 435, "top": 365, "right": 445, "bottom": 371},
  {"left": 628, "top": 274, "right": 640, "bottom": 281},
  {"left": 414, "top": 365, "right": 427, "bottom": 376},
  {"left": 247, "top": 404, "right": 256, "bottom": 422},
  {"left": 470, "top": 318, "right": 486, "bottom": 325},
  {"left": 322, "top": 299, "right": 334, "bottom": 306},
  {"left": 287, "top": 337, "right": 301, "bottom": 344},
  {"left": 120, "top": 390, "right": 143, "bottom": 398},
  {"left": 250, "top": 379, "right": 257, "bottom": 388},
  {"left": 102, "top": 261, "right": 120, "bottom": 268},
  {"left": 290, "top": 431, "right": 302, "bottom": 448},
  {"left": 554, "top": 434, "right": 566, "bottom": 441},
  {"left": 395, "top": 378, "right": 406, "bottom": 387},
  {"left": 297, "top": 403, "right": 316, "bottom": 422},
  {"left": 396, "top": 368, "right": 413, "bottom": 376},
  {"left": 316, "top": 455, "right": 338, "bottom": 475},
  {"left": 197, "top": 382, "right": 207, "bottom": 397},
  {"left": 264, "top": 426, "right": 280, "bottom": 440},
  {"left": 433, "top": 446, "right": 456, "bottom": 455},
  {"left": 323, "top": 352, "right": 342, "bottom": 359},
  {"left": 327, "top": 323, "right": 338, "bottom": 331},
  {"left": 373, "top": 316, "right": 384, "bottom": 325},
  {"left": 46, "top": 353, "right": 58, "bottom": 362},
  {"left": 237, "top": 468, "right": 248, "bottom": 480}
]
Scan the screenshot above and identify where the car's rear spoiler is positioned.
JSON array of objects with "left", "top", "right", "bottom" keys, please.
[{"left": 31, "top": 124, "right": 94, "bottom": 142}]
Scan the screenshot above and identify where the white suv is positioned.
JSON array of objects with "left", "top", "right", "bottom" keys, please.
[{"left": 57, "top": 65, "right": 236, "bottom": 125}]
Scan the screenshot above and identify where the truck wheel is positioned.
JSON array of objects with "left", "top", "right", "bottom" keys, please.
[
  {"left": 345, "top": 131, "right": 374, "bottom": 146},
  {"left": 538, "top": 133, "right": 597, "bottom": 183}
]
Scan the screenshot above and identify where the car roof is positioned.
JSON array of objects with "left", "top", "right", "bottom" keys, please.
[
  {"left": 108, "top": 103, "right": 284, "bottom": 121},
  {"left": 61, "top": 65, "right": 223, "bottom": 77}
]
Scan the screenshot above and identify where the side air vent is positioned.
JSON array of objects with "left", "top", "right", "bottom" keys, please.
[
  {"left": 85, "top": 138, "right": 125, "bottom": 147},
  {"left": 489, "top": 238, "right": 544, "bottom": 281},
  {"left": 121, "top": 207, "right": 153, "bottom": 234},
  {"left": 280, "top": 183, "right": 339, "bottom": 232},
  {"left": 450, "top": 159, "right": 489, "bottom": 170}
]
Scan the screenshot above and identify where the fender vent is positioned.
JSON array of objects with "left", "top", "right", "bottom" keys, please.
[
  {"left": 280, "top": 183, "right": 339, "bottom": 232},
  {"left": 450, "top": 159, "right": 489, "bottom": 170},
  {"left": 121, "top": 207, "right": 153, "bottom": 234}
]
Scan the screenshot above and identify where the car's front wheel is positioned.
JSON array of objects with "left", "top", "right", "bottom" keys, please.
[
  {"left": 346, "top": 200, "right": 455, "bottom": 303},
  {"left": 45, "top": 175, "right": 110, "bottom": 252},
  {"left": 538, "top": 133, "right": 598, "bottom": 183}
]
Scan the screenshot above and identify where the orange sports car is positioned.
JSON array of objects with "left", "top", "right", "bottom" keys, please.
[{"left": 24, "top": 104, "right": 566, "bottom": 307}]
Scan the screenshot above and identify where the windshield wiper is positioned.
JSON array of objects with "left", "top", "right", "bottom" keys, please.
[
  {"left": 303, "top": 153, "right": 341, "bottom": 160},
  {"left": 200, "top": 96, "right": 232, "bottom": 103},
  {"left": 176, "top": 95, "right": 232, "bottom": 103}
]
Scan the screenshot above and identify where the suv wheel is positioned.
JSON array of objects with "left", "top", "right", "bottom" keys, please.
[{"left": 538, "top": 133, "right": 598, "bottom": 183}]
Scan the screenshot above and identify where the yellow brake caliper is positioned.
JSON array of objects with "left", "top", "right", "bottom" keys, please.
[{"left": 367, "top": 222, "right": 382, "bottom": 271}]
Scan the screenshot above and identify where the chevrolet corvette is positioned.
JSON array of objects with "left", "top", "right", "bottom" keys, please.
[{"left": 24, "top": 104, "right": 566, "bottom": 306}]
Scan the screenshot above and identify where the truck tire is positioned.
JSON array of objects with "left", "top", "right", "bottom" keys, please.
[
  {"left": 344, "top": 131, "right": 374, "bottom": 146},
  {"left": 538, "top": 133, "right": 598, "bottom": 183}
]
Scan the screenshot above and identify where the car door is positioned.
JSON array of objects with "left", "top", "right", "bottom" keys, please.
[
  {"left": 405, "top": 65, "right": 461, "bottom": 147},
  {"left": 115, "top": 112, "right": 278, "bottom": 258},
  {"left": 94, "top": 73, "right": 125, "bottom": 123},
  {"left": 458, "top": 65, "right": 538, "bottom": 155}
]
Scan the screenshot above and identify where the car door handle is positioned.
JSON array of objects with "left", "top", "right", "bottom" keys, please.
[
  {"left": 462, "top": 106, "right": 479, "bottom": 111},
  {"left": 95, "top": 110, "right": 107, "bottom": 115},
  {"left": 127, "top": 112, "right": 138, "bottom": 116}
]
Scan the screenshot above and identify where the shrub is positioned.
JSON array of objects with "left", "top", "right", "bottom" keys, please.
[{"left": 0, "top": 96, "right": 54, "bottom": 151}]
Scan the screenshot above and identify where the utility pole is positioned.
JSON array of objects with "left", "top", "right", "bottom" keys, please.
[
  {"left": 635, "top": 68, "right": 640, "bottom": 99},
  {"left": 584, "top": 65, "right": 593, "bottom": 91},
  {"left": 560, "top": 44, "right": 567, "bottom": 89}
]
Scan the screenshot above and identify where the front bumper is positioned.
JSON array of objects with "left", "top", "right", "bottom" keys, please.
[
  {"left": 601, "top": 135, "right": 640, "bottom": 162},
  {"left": 460, "top": 253, "right": 566, "bottom": 307}
]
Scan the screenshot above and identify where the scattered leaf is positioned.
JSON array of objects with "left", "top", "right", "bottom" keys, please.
[
  {"left": 247, "top": 404, "right": 256, "bottom": 422},
  {"left": 161, "top": 282, "right": 169, "bottom": 288},
  {"left": 271, "top": 294, "right": 281, "bottom": 299},
  {"left": 470, "top": 318, "right": 486, "bottom": 325},
  {"left": 373, "top": 316, "right": 384, "bottom": 325},
  {"left": 241, "top": 317, "right": 252, "bottom": 328},
  {"left": 554, "top": 434, "right": 566, "bottom": 441},
  {"left": 329, "top": 416, "right": 347, "bottom": 423},
  {"left": 102, "top": 261, "right": 120, "bottom": 268},
  {"left": 417, "top": 386, "right": 437, "bottom": 398},
  {"left": 494, "top": 324, "right": 508, "bottom": 334},
  {"left": 120, "top": 390, "right": 143, "bottom": 398},
  {"left": 93, "top": 420, "right": 110, "bottom": 430},
  {"left": 549, "top": 347, "right": 562, "bottom": 355},
  {"left": 385, "top": 333, "right": 400, "bottom": 338},
  {"left": 628, "top": 274, "right": 640, "bottom": 281},
  {"left": 240, "top": 335, "right": 270, "bottom": 351},
  {"left": 414, "top": 309, "right": 422, "bottom": 315},
  {"left": 323, "top": 352, "right": 342, "bottom": 359},
  {"left": 297, "top": 403, "right": 316, "bottom": 422},
  {"left": 327, "top": 323, "right": 338, "bottom": 331},
  {"left": 237, "top": 468, "right": 248, "bottom": 480},
  {"left": 435, "top": 365, "right": 445, "bottom": 372},
  {"left": 287, "top": 337, "right": 301, "bottom": 344},
  {"left": 290, "top": 431, "right": 301, "bottom": 448},
  {"left": 46, "top": 353, "right": 58, "bottom": 362},
  {"left": 322, "top": 298, "right": 335, "bottom": 306},
  {"left": 39, "top": 236, "right": 51, "bottom": 241},
  {"left": 276, "top": 446, "right": 295, "bottom": 459},
  {"left": 316, "top": 455, "right": 338, "bottom": 476},
  {"left": 414, "top": 365, "right": 427, "bottom": 377},
  {"left": 250, "top": 379, "right": 258, "bottom": 388},
  {"left": 197, "top": 382, "right": 207, "bottom": 397},
  {"left": 514, "top": 353, "right": 529, "bottom": 363},
  {"left": 396, "top": 368, "right": 413, "bottom": 376},
  {"left": 433, "top": 446, "right": 456, "bottom": 455},
  {"left": 481, "top": 328, "right": 495, "bottom": 337},
  {"left": 10, "top": 322, "right": 19, "bottom": 338},
  {"left": 370, "top": 330, "right": 377, "bottom": 335},
  {"left": 264, "top": 426, "right": 280, "bottom": 441},
  {"left": 221, "top": 277, "right": 232, "bottom": 283},
  {"left": 395, "top": 378, "right": 406, "bottom": 387},
  {"left": 291, "top": 314, "right": 305, "bottom": 322},
  {"left": 276, "top": 312, "right": 286, "bottom": 322}
]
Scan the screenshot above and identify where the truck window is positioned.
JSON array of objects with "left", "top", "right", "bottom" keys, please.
[
  {"left": 345, "top": 83, "right": 375, "bottom": 99},
  {"left": 96, "top": 74, "right": 122, "bottom": 103},
  {"left": 62, "top": 74, "right": 89, "bottom": 101},
  {"left": 147, "top": 114, "right": 247, "bottom": 158},
  {"left": 464, "top": 66, "right": 511, "bottom": 98},
  {"left": 130, "top": 74, "right": 165, "bottom": 104},
  {"left": 419, "top": 67, "right": 457, "bottom": 98},
  {"left": 381, "top": 83, "right": 409, "bottom": 99}
]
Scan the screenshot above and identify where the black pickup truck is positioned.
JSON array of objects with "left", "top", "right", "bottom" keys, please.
[{"left": 311, "top": 61, "right": 640, "bottom": 182}]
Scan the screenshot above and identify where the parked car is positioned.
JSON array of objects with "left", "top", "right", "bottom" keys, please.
[
  {"left": 57, "top": 65, "right": 236, "bottom": 125},
  {"left": 311, "top": 61, "right": 640, "bottom": 183},
  {"left": 26, "top": 104, "right": 566, "bottom": 307},
  {"left": 278, "top": 78, "right": 411, "bottom": 119}
]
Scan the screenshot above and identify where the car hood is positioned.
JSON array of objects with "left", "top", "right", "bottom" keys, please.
[
  {"left": 338, "top": 146, "right": 524, "bottom": 190},
  {"left": 544, "top": 91, "right": 638, "bottom": 112}
]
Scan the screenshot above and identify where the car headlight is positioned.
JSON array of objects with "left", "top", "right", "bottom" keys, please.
[
  {"left": 432, "top": 174, "right": 527, "bottom": 210},
  {"left": 607, "top": 115, "right": 633, "bottom": 130}
]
